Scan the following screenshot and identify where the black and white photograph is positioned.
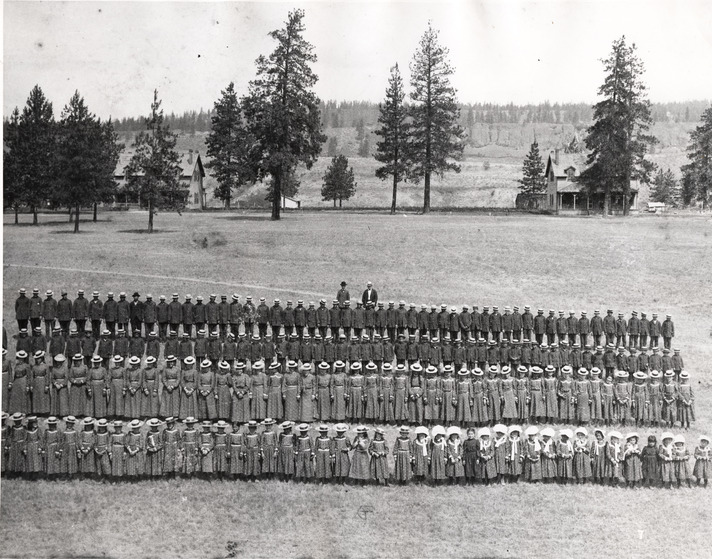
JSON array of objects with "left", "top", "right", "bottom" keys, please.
[{"left": 2, "top": 1, "right": 711, "bottom": 557}]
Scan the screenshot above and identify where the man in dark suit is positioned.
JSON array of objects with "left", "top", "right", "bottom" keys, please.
[
  {"left": 336, "top": 281, "right": 350, "bottom": 309},
  {"left": 361, "top": 281, "right": 378, "bottom": 307}
]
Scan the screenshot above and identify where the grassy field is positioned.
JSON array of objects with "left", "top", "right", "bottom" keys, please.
[{"left": 2, "top": 210, "right": 712, "bottom": 558}]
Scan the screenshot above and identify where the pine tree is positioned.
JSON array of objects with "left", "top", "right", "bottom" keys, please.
[
  {"left": 650, "top": 168, "right": 678, "bottom": 206},
  {"left": 408, "top": 23, "right": 465, "bottom": 212},
  {"left": 681, "top": 107, "right": 712, "bottom": 209},
  {"left": 242, "top": 9, "right": 326, "bottom": 220},
  {"left": 374, "top": 63, "right": 409, "bottom": 214},
  {"left": 518, "top": 141, "right": 547, "bottom": 194},
  {"left": 55, "top": 91, "right": 123, "bottom": 232},
  {"left": 321, "top": 154, "right": 356, "bottom": 208},
  {"left": 205, "top": 82, "right": 257, "bottom": 209},
  {"left": 3, "top": 107, "right": 23, "bottom": 224},
  {"left": 579, "top": 36, "right": 657, "bottom": 216},
  {"left": 265, "top": 167, "right": 300, "bottom": 203},
  {"left": 126, "top": 90, "right": 187, "bottom": 233}
]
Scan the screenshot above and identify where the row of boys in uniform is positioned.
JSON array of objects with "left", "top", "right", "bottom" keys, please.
[
  {"left": 13, "top": 287, "right": 678, "bottom": 350},
  {"left": 2, "top": 413, "right": 708, "bottom": 488}
]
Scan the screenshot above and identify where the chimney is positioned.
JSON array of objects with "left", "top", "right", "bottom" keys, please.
[
  {"left": 554, "top": 148, "right": 560, "bottom": 166},
  {"left": 188, "top": 149, "right": 193, "bottom": 165}
]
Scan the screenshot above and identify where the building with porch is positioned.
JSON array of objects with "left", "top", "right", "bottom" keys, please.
[
  {"left": 113, "top": 149, "right": 206, "bottom": 210},
  {"left": 544, "top": 150, "right": 639, "bottom": 215}
]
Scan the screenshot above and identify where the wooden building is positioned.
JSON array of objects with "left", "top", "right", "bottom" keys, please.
[{"left": 544, "top": 149, "right": 639, "bottom": 215}]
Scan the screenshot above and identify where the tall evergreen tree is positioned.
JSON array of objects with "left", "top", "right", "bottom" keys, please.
[
  {"left": 55, "top": 91, "right": 123, "bottom": 232},
  {"left": 3, "top": 107, "right": 23, "bottom": 224},
  {"left": 681, "top": 107, "right": 712, "bottom": 209},
  {"left": 126, "top": 90, "right": 187, "bottom": 233},
  {"left": 205, "top": 82, "right": 257, "bottom": 209},
  {"left": 10, "top": 86, "right": 57, "bottom": 224},
  {"left": 407, "top": 23, "right": 465, "bottom": 212},
  {"left": 580, "top": 36, "right": 656, "bottom": 216},
  {"left": 650, "top": 168, "right": 678, "bottom": 207},
  {"left": 242, "top": 9, "right": 326, "bottom": 220},
  {"left": 374, "top": 63, "right": 409, "bottom": 214},
  {"left": 518, "top": 141, "right": 547, "bottom": 194},
  {"left": 265, "top": 167, "right": 300, "bottom": 203},
  {"left": 321, "top": 154, "right": 357, "bottom": 208}
]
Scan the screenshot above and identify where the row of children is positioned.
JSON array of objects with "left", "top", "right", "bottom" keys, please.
[{"left": 2, "top": 412, "right": 708, "bottom": 487}]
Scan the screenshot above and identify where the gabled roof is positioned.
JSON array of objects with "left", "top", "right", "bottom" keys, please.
[
  {"left": 545, "top": 152, "right": 588, "bottom": 179},
  {"left": 114, "top": 151, "right": 204, "bottom": 179}
]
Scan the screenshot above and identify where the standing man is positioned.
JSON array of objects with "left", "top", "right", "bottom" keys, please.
[
  {"left": 521, "top": 305, "right": 534, "bottom": 343},
  {"left": 329, "top": 300, "right": 342, "bottom": 339},
  {"left": 42, "top": 290, "right": 58, "bottom": 338},
  {"left": 206, "top": 294, "right": 220, "bottom": 336},
  {"left": 662, "top": 314, "right": 675, "bottom": 350},
  {"left": 578, "top": 311, "right": 590, "bottom": 348},
  {"left": 269, "top": 299, "right": 283, "bottom": 338},
  {"left": 282, "top": 301, "right": 295, "bottom": 338},
  {"left": 566, "top": 311, "right": 578, "bottom": 346},
  {"left": 591, "top": 310, "right": 604, "bottom": 348},
  {"left": 143, "top": 294, "right": 157, "bottom": 337},
  {"left": 103, "top": 292, "right": 119, "bottom": 337},
  {"left": 602, "top": 309, "right": 616, "bottom": 346},
  {"left": 544, "top": 309, "right": 556, "bottom": 345},
  {"left": 337, "top": 282, "right": 350, "bottom": 309},
  {"left": 341, "top": 301, "right": 353, "bottom": 340},
  {"left": 182, "top": 295, "right": 195, "bottom": 338},
  {"left": 489, "top": 306, "right": 502, "bottom": 343},
  {"left": 615, "top": 312, "right": 627, "bottom": 348},
  {"left": 217, "top": 294, "right": 230, "bottom": 339},
  {"left": 628, "top": 311, "right": 640, "bottom": 349},
  {"left": 229, "top": 294, "right": 242, "bottom": 338},
  {"left": 117, "top": 292, "right": 131, "bottom": 335},
  {"left": 72, "top": 290, "right": 89, "bottom": 335},
  {"left": 88, "top": 292, "right": 104, "bottom": 340},
  {"left": 501, "top": 306, "right": 513, "bottom": 342},
  {"left": 296, "top": 300, "right": 308, "bottom": 339},
  {"left": 555, "top": 310, "right": 568, "bottom": 344},
  {"left": 388, "top": 302, "right": 399, "bottom": 343},
  {"left": 533, "top": 308, "right": 546, "bottom": 345},
  {"left": 167, "top": 294, "right": 182, "bottom": 338},
  {"left": 511, "top": 305, "right": 523, "bottom": 342},
  {"left": 242, "top": 296, "right": 256, "bottom": 337},
  {"left": 649, "top": 313, "right": 661, "bottom": 349},
  {"left": 29, "top": 288, "right": 43, "bottom": 332},
  {"left": 256, "top": 297, "right": 270, "bottom": 338},
  {"left": 361, "top": 282, "right": 378, "bottom": 307},
  {"left": 56, "top": 291, "right": 73, "bottom": 336},
  {"left": 15, "top": 288, "right": 31, "bottom": 332},
  {"left": 316, "top": 300, "right": 329, "bottom": 339},
  {"left": 639, "top": 312, "right": 650, "bottom": 350},
  {"left": 129, "top": 292, "right": 144, "bottom": 337}
]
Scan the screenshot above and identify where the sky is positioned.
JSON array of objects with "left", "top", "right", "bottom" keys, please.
[{"left": 3, "top": 0, "right": 712, "bottom": 120}]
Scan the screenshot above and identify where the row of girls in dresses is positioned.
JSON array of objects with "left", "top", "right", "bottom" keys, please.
[{"left": 2, "top": 412, "right": 709, "bottom": 487}]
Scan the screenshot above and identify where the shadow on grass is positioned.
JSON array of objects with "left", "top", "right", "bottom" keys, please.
[
  {"left": 215, "top": 215, "right": 274, "bottom": 222},
  {"left": 117, "top": 229, "right": 179, "bottom": 234},
  {"left": 7, "top": 219, "right": 113, "bottom": 227},
  {"left": 50, "top": 230, "right": 94, "bottom": 234}
]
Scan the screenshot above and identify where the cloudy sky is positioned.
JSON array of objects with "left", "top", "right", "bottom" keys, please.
[{"left": 4, "top": 0, "right": 712, "bottom": 120}]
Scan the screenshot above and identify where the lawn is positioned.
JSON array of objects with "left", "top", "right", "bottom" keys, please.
[{"left": 2, "top": 210, "right": 712, "bottom": 558}]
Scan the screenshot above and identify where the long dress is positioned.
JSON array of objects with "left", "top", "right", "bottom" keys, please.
[
  {"left": 632, "top": 383, "right": 648, "bottom": 423},
  {"left": 179, "top": 368, "right": 198, "bottom": 420},
  {"left": 141, "top": 367, "right": 160, "bottom": 418},
  {"left": 213, "top": 431, "right": 228, "bottom": 473},
  {"left": 589, "top": 378, "right": 602, "bottom": 421},
  {"left": 349, "top": 436, "right": 371, "bottom": 480},
  {"left": 500, "top": 377, "right": 517, "bottom": 420},
  {"left": 540, "top": 439, "right": 557, "bottom": 479},
  {"left": 68, "top": 365, "right": 89, "bottom": 417},
  {"left": 623, "top": 442, "right": 643, "bottom": 482},
  {"left": 393, "top": 437, "right": 412, "bottom": 481},
  {"left": 227, "top": 432, "right": 244, "bottom": 475},
  {"left": 79, "top": 429, "right": 96, "bottom": 474},
  {"left": 260, "top": 430, "right": 278, "bottom": 474},
  {"left": 294, "top": 434, "right": 313, "bottom": 479},
  {"left": 558, "top": 378, "right": 574, "bottom": 422},
  {"left": 430, "top": 438, "right": 447, "bottom": 480},
  {"left": 507, "top": 437, "right": 523, "bottom": 476},
  {"left": 282, "top": 372, "right": 300, "bottom": 422},
  {"left": 493, "top": 436, "right": 509, "bottom": 475},
  {"left": 162, "top": 427, "right": 182, "bottom": 474},
  {"left": 124, "top": 431, "right": 144, "bottom": 477},
  {"left": 486, "top": 378, "right": 501, "bottom": 422},
  {"left": 230, "top": 373, "right": 250, "bottom": 424},
  {"left": 88, "top": 367, "right": 108, "bottom": 419},
  {"left": 524, "top": 438, "right": 542, "bottom": 481},
  {"left": 315, "top": 373, "right": 332, "bottom": 421},
  {"left": 378, "top": 375, "right": 394, "bottom": 423},
  {"left": 62, "top": 428, "right": 79, "bottom": 475},
  {"left": 314, "top": 436, "right": 332, "bottom": 479},
  {"left": 182, "top": 428, "right": 199, "bottom": 475},
  {"left": 197, "top": 370, "right": 217, "bottom": 420},
  {"left": 573, "top": 438, "right": 592, "bottom": 479},
  {"left": 1, "top": 359, "right": 11, "bottom": 414},
  {"left": 529, "top": 377, "right": 545, "bottom": 419},
  {"left": 31, "top": 363, "right": 50, "bottom": 415},
  {"left": 25, "top": 427, "right": 42, "bottom": 473},
  {"left": 590, "top": 440, "right": 607, "bottom": 481},
  {"left": 456, "top": 378, "right": 472, "bottom": 423},
  {"left": 94, "top": 430, "right": 112, "bottom": 476},
  {"left": 330, "top": 372, "right": 347, "bottom": 421},
  {"left": 277, "top": 431, "right": 295, "bottom": 476},
  {"left": 693, "top": 445, "right": 710, "bottom": 481},
  {"left": 43, "top": 429, "right": 62, "bottom": 475},
  {"left": 425, "top": 377, "right": 442, "bottom": 423},
  {"left": 266, "top": 373, "right": 283, "bottom": 421},
  {"left": 145, "top": 429, "right": 164, "bottom": 477},
  {"left": 125, "top": 367, "right": 143, "bottom": 419},
  {"left": 299, "top": 374, "right": 316, "bottom": 423},
  {"left": 110, "top": 431, "right": 125, "bottom": 477},
  {"left": 574, "top": 379, "right": 591, "bottom": 423},
  {"left": 160, "top": 366, "right": 181, "bottom": 419},
  {"left": 243, "top": 431, "right": 261, "bottom": 476},
  {"left": 249, "top": 372, "right": 267, "bottom": 421},
  {"left": 477, "top": 439, "right": 497, "bottom": 481},
  {"left": 464, "top": 438, "right": 479, "bottom": 479},
  {"left": 199, "top": 431, "right": 214, "bottom": 473},
  {"left": 107, "top": 366, "right": 126, "bottom": 418},
  {"left": 393, "top": 375, "right": 409, "bottom": 422},
  {"left": 408, "top": 380, "right": 424, "bottom": 424},
  {"left": 364, "top": 374, "right": 379, "bottom": 421},
  {"left": 557, "top": 440, "right": 574, "bottom": 479},
  {"left": 347, "top": 375, "right": 364, "bottom": 421},
  {"left": 9, "top": 363, "right": 30, "bottom": 414},
  {"left": 446, "top": 439, "right": 465, "bottom": 479},
  {"left": 331, "top": 436, "right": 351, "bottom": 477},
  {"left": 515, "top": 378, "right": 529, "bottom": 422},
  {"left": 471, "top": 378, "right": 488, "bottom": 424},
  {"left": 369, "top": 438, "right": 389, "bottom": 481}
]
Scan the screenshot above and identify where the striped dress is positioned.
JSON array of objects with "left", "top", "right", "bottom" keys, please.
[
  {"left": 294, "top": 434, "right": 314, "bottom": 479},
  {"left": 215, "top": 372, "right": 232, "bottom": 420},
  {"left": 110, "top": 432, "right": 125, "bottom": 477},
  {"left": 243, "top": 432, "right": 261, "bottom": 476},
  {"left": 145, "top": 430, "right": 163, "bottom": 477},
  {"left": 314, "top": 436, "right": 332, "bottom": 479},
  {"left": 25, "top": 428, "right": 42, "bottom": 473},
  {"left": 160, "top": 367, "right": 181, "bottom": 419},
  {"left": 182, "top": 428, "right": 199, "bottom": 475},
  {"left": 331, "top": 436, "right": 351, "bottom": 477},
  {"left": 260, "top": 430, "right": 278, "bottom": 474},
  {"left": 393, "top": 437, "right": 413, "bottom": 481},
  {"left": 213, "top": 431, "right": 228, "bottom": 473},
  {"left": 230, "top": 374, "right": 250, "bottom": 424},
  {"left": 162, "top": 428, "right": 181, "bottom": 473},
  {"left": 369, "top": 438, "right": 389, "bottom": 482},
  {"left": 199, "top": 431, "right": 215, "bottom": 473},
  {"left": 79, "top": 429, "right": 96, "bottom": 474},
  {"left": 430, "top": 438, "right": 447, "bottom": 480},
  {"left": 61, "top": 429, "right": 79, "bottom": 475},
  {"left": 277, "top": 432, "right": 295, "bottom": 475},
  {"left": 94, "top": 430, "right": 112, "bottom": 475},
  {"left": 282, "top": 372, "right": 300, "bottom": 421},
  {"left": 227, "top": 432, "right": 244, "bottom": 475},
  {"left": 43, "top": 429, "right": 62, "bottom": 475},
  {"left": 124, "top": 431, "right": 144, "bottom": 477},
  {"left": 349, "top": 436, "right": 371, "bottom": 480}
]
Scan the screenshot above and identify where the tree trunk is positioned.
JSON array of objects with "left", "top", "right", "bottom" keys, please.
[
  {"left": 333, "top": 199, "right": 336, "bottom": 208},
  {"left": 603, "top": 186, "right": 610, "bottom": 218},
  {"left": 69, "top": 207, "right": 73, "bottom": 222},
  {"left": 14, "top": 206, "right": 18, "bottom": 225},
  {"left": 148, "top": 199, "right": 154, "bottom": 233},
  {"left": 32, "top": 205, "right": 37, "bottom": 225},
  {"left": 391, "top": 173, "right": 398, "bottom": 215},
  {"left": 423, "top": 172, "right": 431, "bottom": 213},
  {"left": 93, "top": 202, "right": 98, "bottom": 222},
  {"left": 74, "top": 204, "right": 80, "bottom": 233},
  {"left": 271, "top": 170, "right": 281, "bottom": 221},
  {"left": 225, "top": 196, "right": 231, "bottom": 210},
  {"left": 339, "top": 198, "right": 342, "bottom": 208}
]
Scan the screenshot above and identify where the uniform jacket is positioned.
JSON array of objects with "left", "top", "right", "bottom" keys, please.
[{"left": 57, "top": 298, "right": 73, "bottom": 321}]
